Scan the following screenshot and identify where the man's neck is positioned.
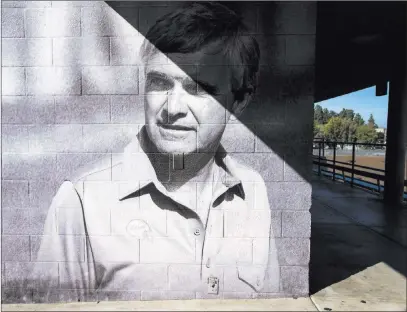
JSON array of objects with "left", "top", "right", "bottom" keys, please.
[{"left": 139, "top": 127, "right": 219, "bottom": 192}]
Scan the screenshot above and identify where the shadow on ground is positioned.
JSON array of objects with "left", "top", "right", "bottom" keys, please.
[{"left": 309, "top": 175, "right": 407, "bottom": 294}]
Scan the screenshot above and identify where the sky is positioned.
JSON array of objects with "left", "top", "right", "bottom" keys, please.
[{"left": 315, "top": 84, "right": 389, "bottom": 128}]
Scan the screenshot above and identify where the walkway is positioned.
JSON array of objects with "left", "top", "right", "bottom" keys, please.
[{"left": 2, "top": 175, "right": 407, "bottom": 311}]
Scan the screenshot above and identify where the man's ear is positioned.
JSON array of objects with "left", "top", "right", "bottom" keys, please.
[{"left": 230, "top": 89, "right": 253, "bottom": 120}]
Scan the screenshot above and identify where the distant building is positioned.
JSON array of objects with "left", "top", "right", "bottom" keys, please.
[{"left": 375, "top": 127, "right": 387, "bottom": 144}]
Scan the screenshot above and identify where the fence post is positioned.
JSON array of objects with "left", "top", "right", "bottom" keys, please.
[
  {"left": 332, "top": 141, "right": 337, "bottom": 181},
  {"left": 318, "top": 140, "right": 322, "bottom": 176},
  {"left": 351, "top": 138, "right": 356, "bottom": 187},
  {"left": 322, "top": 137, "right": 325, "bottom": 157}
]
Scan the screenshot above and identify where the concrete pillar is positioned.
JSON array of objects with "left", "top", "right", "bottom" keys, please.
[{"left": 384, "top": 3, "right": 407, "bottom": 205}]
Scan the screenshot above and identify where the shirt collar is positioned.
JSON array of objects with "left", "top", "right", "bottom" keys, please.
[{"left": 118, "top": 128, "right": 245, "bottom": 201}]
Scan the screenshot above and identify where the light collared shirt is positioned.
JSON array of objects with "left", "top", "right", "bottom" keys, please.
[{"left": 32, "top": 128, "right": 278, "bottom": 300}]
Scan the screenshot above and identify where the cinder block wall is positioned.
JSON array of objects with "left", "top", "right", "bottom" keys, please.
[{"left": 1, "top": 1, "right": 316, "bottom": 303}]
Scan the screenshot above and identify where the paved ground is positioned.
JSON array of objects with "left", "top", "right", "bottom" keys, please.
[{"left": 2, "top": 175, "right": 406, "bottom": 311}]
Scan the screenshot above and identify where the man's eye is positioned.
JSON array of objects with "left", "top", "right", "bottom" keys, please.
[
  {"left": 184, "top": 83, "right": 199, "bottom": 95},
  {"left": 146, "top": 77, "right": 172, "bottom": 91}
]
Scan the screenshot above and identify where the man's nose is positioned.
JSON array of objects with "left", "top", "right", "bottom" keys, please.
[{"left": 167, "top": 84, "right": 189, "bottom": 118}]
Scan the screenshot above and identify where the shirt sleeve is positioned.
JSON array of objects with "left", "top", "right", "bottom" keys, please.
[{"left": 30, "top": 180, "right": 97, "bottom": 302}]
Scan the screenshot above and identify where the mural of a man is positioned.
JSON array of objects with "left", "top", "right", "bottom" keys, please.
[{"left": 33, "top": 2, "right": 279, "bottom": 300}]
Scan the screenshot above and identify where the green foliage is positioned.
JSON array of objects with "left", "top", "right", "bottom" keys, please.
[
  {"left": 356, "top": 124, "right": 379, "bottom": 145},
  {"left": 368, "top": 113, "right": 378, "bottom": 129},
  {"left": 313, "top": 105, "right": 380, "bottom": 147},
  {"left": 354, "top": 113, "right": 365, "bottom": 126}
]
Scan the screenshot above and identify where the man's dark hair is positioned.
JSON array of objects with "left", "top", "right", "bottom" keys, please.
[{"left": 140, "top": 2, "right": 260, "bottom": 99}]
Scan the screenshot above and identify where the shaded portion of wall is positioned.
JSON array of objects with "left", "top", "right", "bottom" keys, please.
[{"left": 1, "top": 1, "right": 315, "bottom": 303}]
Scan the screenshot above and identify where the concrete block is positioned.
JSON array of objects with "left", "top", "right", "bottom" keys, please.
[
  {"left": 219, "top": 124, "right": 255, "bottom": 153},
  {"left": 82, "top": 66, "right": 138, "bottom": 95},
  {"left": 230, "top": 153, "right": 284, "bottom": 182},
  {"left": 168, "top": 265, "right": 202, "bottom": 292},
  {"left": 266, "top": 182, "right": 312, "bottom": 210},
  {"left": 282, "top": 211, "right": 311, "bottom": 238},
  {"left": 81, "top": 7, "right": 139, "bottom": 37},
  {"left": 2, "top": 209, "right": 31, "bottom": 235},
  {"left": 1, "top": 235, "right": 30, "bottom": 261},
  {"left": 285, "top": 96, "right": 314, "bottom": 143},
  {"left": 111, "top": 37, "right": 144, "bottom": 65},
  {"left": 30, "top": 209, "right": 49, "bottom": 235},
  {"left": 1, "top": 180, "right": 29, "bottom": 209},
  {"left": 286, "top": 35, "right": 316, "bottom": 65},
  {"left": 30, "top": 235, "right": 85, "bottom": 262},
  {"left": 53, "top": 37, "right": 109, "bottom": 66},
  {"left": 55, "top": 95, "right": 110, "bottom": 123},
  {"left": 52, "top": 1, "right": 108, "bottom": 8},
  {"left": 276, "top": 238, "right": 310, "bottom": 265},
  {"left": 2, "top": 153, "right": 57, "bottom": 181},
  {"left": 1, "top": 96, "right": 55, "bottom": 124},
  {"left": 169, "top": 264, "right": 223, "bottom": 293},
  {"left": 271, "top": 211, "right": 282, "bottom": 237},
  {"left": 2, "top": 287, "right": 33, "bottom": 304},
  {"left": 26, "top": 67, "right": 81, "bottom": 95},
  {"left": 111, "top": 95, "right": 145, "bottom": 124},
  {"left": 25, "top": 8, "right": 80, "bottom": 37},
  {"left": 58, "top": 289, "right": 98, "bottom": 302},
  {"left": 138, "top": 7, "right": 173, "bottom": 34},
  {"left": 96, "top": 291, "right": 141, "bottom": 302},
  {"left": 234, "top": 95, "right": 286, "bottom": 126},
  {"left": 29, "top": 180, "right": 58, "bottom": 211},
  {"left": 256, "top": 65, "right": 287, "bottom": 97},
  {"left": 2, "top": 67, "right": 25, "bottom": 95},
  {"left": 223, "top": 292, "right": 253, "bottom": 299},
  {"left": 2, "top": 125, "right": 29, "bottom": 152},
  {"left": 255, "top": 35, "right": 286, "bottom": 66},
  {"left": 83, "top": 124, "right": 139, "bottom": 153},
  {"left": 1, "top": 8, "right": 24, "bottom": 37},
  {"left": 113, "top": 264, "right": 168, "bottom": 291},
  {"left": 2, "top": 38, "right": 52, "bottom": 66},
  {"left": 141, "top": 291, "right": 195, "bottom": 300},
  {"left": 257, "top": 2, "right": 316, "bottom": 35},
  {"left": 283, "top": 66, "right": 315, "bottom": 97},
  {"left": 254, "top": 123, "right": 287, "bottom": 153},
  {"left": 56, "top": 153, "right": 111, "bottom": 181},
  {"left": 28, "top": 124, "right": 83, "bottom": 153},
  {"left": 5, "top": 262, "right": 58, "bottom": 290},
  {"left": 224, "top": 266, "right": 257, "bottom": 293},
  {"left": 280, "top": 266, "right": 309, "bottom": 295},
  {"left": 2, "top": 1, "right": 51, "bottom": 7},
  {"left": 88, "top": 236, "right": 140, "bottom": 263},
  {"left": 224, "top": 210, "right": 271, "bottom": 238},
  {"left": 284, "top": 145, "right": 313, "bottom": 182},
  {"left": 140, "top": 238, "right": 195, "bottom": 264},
  {"left": 204, "top": 238, "right": 253, "bottom": 265}
]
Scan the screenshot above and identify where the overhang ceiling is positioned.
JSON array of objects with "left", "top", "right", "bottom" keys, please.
[{"left": 315, "top": 1, "right": 406, "bottom": 102}]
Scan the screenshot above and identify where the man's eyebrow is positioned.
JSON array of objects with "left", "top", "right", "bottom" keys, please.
[
  {"left": 195, "top": 79, "right": 219, "bottom": 93},
  {"left": 146, "top": 71, "right": 171, "bottom": 79}
]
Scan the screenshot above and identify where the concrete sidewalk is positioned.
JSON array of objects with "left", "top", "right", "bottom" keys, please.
[{"left": 2, "top": 176, "right": 407, "bottom": 311}]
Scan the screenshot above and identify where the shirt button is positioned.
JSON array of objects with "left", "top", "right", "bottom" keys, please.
[{"left": 194, "top": 228, "right": 201, "bottom": 236}]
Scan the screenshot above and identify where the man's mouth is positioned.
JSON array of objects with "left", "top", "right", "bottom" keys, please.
[{"left": 159, "top": 124, "right": 195, "bottom": 131}]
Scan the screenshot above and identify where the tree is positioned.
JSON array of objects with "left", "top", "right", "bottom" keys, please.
[
  {"left": 313, "top": 120, "right": 325, "bottom": 139},
  {"left": 353, "top": 113, "right": 365, "bottom": 126},
  {"left": 322, "top": 108, "right": 330, "bottom": 124},
  {"left": 356, "top": 124, "right": 379, "bottom": 147},
  {"left": 367, "top": 114, "right": 378, "bottom": 129},
  {"left": 323, "top": 117, "right": 343, "bottom": 143},
  {"left": 314, "top": 105, "right": 324, "bottom": 124},
  {"left": 338, "top": 108, "right": 355, "bottom": 121},
  {"left": 328, "top": 110, "right": 338, "bottom": 119}
]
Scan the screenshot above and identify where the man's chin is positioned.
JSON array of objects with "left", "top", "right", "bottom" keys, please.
[{"left": 155, "top": 144, "right": 196, "bottom": 155}]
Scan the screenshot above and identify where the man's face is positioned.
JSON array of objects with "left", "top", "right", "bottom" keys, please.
[{"left": 143, "top": 51, "right": 238, "bottom": 154}]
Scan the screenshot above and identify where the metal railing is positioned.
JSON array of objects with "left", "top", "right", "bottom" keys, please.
[{"left": 312, "top": 138, "right": 407, "bottom": 200}]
